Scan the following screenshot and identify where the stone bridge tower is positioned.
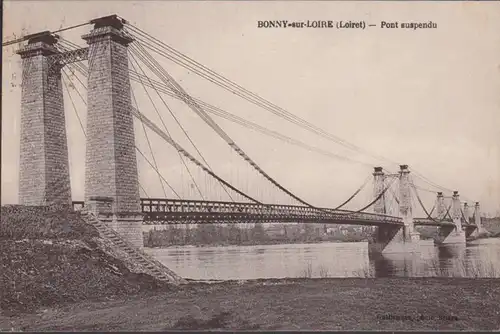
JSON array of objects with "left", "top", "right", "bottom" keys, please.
[
  {"left": 16, "top": 15, "right": 143, "bottom": 248},
  {"left": 82, "top": 16, "right": 143, "bottom": 247},
  {"left": 16, "top": 33, "right": 72, "bottom": 207},
  {"left": 373, "top": 167, "right": 386, "bottom": 215}
]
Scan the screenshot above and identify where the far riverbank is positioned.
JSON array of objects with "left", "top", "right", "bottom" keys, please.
[{"left": 142, "top": 218, "right": 500, "bottom": 248}]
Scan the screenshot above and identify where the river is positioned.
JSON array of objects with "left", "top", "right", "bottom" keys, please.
[{"left": 145, "top": 238, "right": 500, "bottom": 280}]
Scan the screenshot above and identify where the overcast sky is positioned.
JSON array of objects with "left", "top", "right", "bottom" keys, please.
[{"left": 2, "top": 1, "right": 500, "bottom": 215}]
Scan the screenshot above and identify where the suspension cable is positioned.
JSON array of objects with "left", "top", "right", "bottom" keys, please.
[
  {"left": 132, "top": 107, "right": 262, "bottom": 204},
  {"left": 62, "top": 68, "right": 160, "bottom": 199},
  {"left": 124, "top": 24, "right": 399, "bottom": 169},
  {"left": 63, "top": 66, "right": 180, "bottom": 198},
  {"left": 129, "top": 72, "right": 169, "bottom": 199},
  {"left": 428, "top": 205, "right": 435, "bottom": 217},
  {"left": 129, "top": 45, "right": 236, "bottom": 201},
  {"left": 56, "top": 40, "right": 257, "bottom": 203},
  {"left": 57, "top": 40, "right": 378, "bottom": 170},
  {"left": 128, "top": 48, "right": 208, "bottom": 200},
  {"left": 61, "top": 69, "right": 86, "bottom": 136},
  {"left": 352, "top": 176, "right": 397, "bottom": 213},
  {"left": 127, "top": 69, "right": 375, "bottom": 168},
  {"left": 129, "top": 39, "right": 318, "bottom": 208},
  {"left": 411, "top": 184, "right": 444, "bottom": 224},
  {"left": 2, "top": 21, "right": 90, "bottom": 47},
  {"left": 333, "top": 175, "right": 371, "bottom": 210},
  {"left": 460, "top": 209, "right": 469, "bottom": 225},
  {"left": 126, "top": 25, "right": 478, "bottom": 202}
]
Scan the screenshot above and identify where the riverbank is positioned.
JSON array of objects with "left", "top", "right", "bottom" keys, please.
[
  {"left": 144, "top": 220, "right": 500, "bottom": 248},
  {"left": 0, "top": 206, "right": 175, "bottom": 315},
  {"left": 142, "top": 224, "right": 370, "bottom": 248},
  {"left": 2, "top": 277, "right": 499, "bottom": 331},
  {"left": 146, "top": 238, "right": 369, "bottom": 249}
]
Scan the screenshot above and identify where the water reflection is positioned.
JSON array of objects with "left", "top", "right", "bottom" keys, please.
[{"left": 145, "top": 238, "right": 500, "bottom": 280}]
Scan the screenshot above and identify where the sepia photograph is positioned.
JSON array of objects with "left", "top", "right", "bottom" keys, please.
[{"left": 1, "top": 0, "right": 499, "bottom": 331}]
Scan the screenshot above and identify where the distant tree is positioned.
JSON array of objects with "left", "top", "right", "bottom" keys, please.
[
  {"left": 228, "top": 224, "right": 241, "bottom": 244},
  {"left": 251, "top": 223, "right": 267, "bottom": 243}
]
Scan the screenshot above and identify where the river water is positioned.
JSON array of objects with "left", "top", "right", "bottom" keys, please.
[{"left": 145, "top": 238, "right": 500, "bottom": 280}]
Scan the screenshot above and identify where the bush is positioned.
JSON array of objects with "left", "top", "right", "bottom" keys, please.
[{"left": 0, "top": 205, "right": 99, "bottom": 241}]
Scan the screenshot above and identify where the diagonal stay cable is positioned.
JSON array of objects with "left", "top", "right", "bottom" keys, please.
[
  {"left": 64, "top": 67, "right": 180, "bottom": 199},
  {"left": 60, "top": 37, "right": 376, "bottom": 171},
  {"left": 129, "top": 70, "right": 169, "bottom": 199},
  {"left": 57, "top": 42, "right": 242, "bottom": 203},
  {"left": 130, "top": 40, "right": 318, "bottom": 209},
  {"left": 62, "top": 69, "right": 152, "bottom": 199},
  {"left": 62, "top": 69, "right": 86, "bottom": 136},
  {"left": 411, "top": 184, "right": 445, "bottom": 224},
  {"left": 350, "top": 176, "right": 398, "bottom": 214},
  {"left": 128, "top": 48, "right": 206, "bottom": 200},
  {"left": 127, "top": 69, "right": 375, "bottom": 168},
  {"left": 124, "top": 24, "right": 400, "bottom": 169},
  {"left": 132, "top": 107, "right": 262, "bottom": 204},
  {"left": 414, "top": 184, "right": 455, "bottom": 224}
]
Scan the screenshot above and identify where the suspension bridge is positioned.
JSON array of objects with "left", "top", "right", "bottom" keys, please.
[{"left": 4, "top": 14, "right": 488, "bottom": 254}]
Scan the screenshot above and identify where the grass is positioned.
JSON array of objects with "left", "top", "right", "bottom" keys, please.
[
  {"left": 298, "top": 263, "right": 332, "bottom": 278},
  {"left": 299, "top": 262, "right": 375, "bottom": 278},
  {"left": 300, "top": 262, "right": 314, "bottom": 278},
  {"left": 426, "top": 257, "right": 500, "bottom": 278},
  {"left": 2, "top": 278, "right": 499, "bottom": 331},
  {"left": 352, "top": 266, "right": 375, "bottom": 278},
  {"left": 318, "top": 265, "right": 329, "bottom": 278}
]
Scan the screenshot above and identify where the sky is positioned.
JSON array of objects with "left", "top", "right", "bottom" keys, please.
[{"left": 2, "top": 1, "right": 500, "bottom": 216}]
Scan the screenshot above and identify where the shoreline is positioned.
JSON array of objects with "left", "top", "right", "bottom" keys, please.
[
  {"left": 144, "top": 235, "right": 499, "bottom": 249},
  {"left": 2, "top": 277, "right": 499, "bottom": 331},
  {"left": 145, "top": 239, "right": 369, "bottom": 249}
]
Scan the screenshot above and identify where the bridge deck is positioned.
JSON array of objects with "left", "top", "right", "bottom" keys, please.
[{"left": 72, "top": 198, "right": 477, "bottom": 228}]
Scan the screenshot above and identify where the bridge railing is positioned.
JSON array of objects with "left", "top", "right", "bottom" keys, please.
[
  {"left": 73, "top": 198, "right": 403, "bottom": 224},
  {"left": 413, "top": 217, "right": 476, "bottom": 227},
  {"left": 74, "top": 199, "right": 475, "bottom": 227},
  {"left": 140, "top": 198, "right": 403, "bottom": 224}
]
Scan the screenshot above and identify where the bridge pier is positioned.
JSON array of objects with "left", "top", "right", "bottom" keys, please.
[
  {"left": 82, "top": 15, "right": 143, "bottom": 248},
  {"left": 369, "top": 165, "right": 420, "bottom": 254},
  {"left": 16, "top": 32, "right": 72, "bottom": 207},
  {"left": 464, "top": 202, "right": 475, "bottom": 239},
  {"left": 87, "top": 196, "right": 144, "bottom": 248},
  {"left": 435, "top": 191, "right": 466, "bottom": 245},
  {"left": 469, "top": 202, "right": 489, "bottom": 238}
]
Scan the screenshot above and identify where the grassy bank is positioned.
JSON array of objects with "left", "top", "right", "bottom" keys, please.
[
  {"left": 1, "top": 278, "right": 499, "bottom": 331},
  {"left": 0, "top": 206, "right": 172, "bottom": 314}
]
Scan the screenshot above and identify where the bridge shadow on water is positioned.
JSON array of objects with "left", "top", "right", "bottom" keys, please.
[
  {"left": 369, "top": 243, "right": 467, "bottom": 277},
  {"left": 368, "top": 241, "right": 500, "bottom": 278}
]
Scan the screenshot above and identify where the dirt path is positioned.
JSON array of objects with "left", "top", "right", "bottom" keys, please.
[{"left": 1, "top": 278, "right": 499, "bottom": 331}]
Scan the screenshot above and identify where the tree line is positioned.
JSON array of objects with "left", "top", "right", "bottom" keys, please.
[{"left": 143, "top": 223, "right": 373, "bottom": 247}]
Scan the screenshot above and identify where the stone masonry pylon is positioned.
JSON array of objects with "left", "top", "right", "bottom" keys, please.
[
  {"left": 373, "top": 167, "right": 386, "bottom": 215},
  {"left": 82, "top": 15, "right": 143, "bottom": 247},
  {"left": 16, "top": 32, "right": 72, "bottom": 206},
  {"left": 399, "top": 164, "right": 419, "bottom": 241}
]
